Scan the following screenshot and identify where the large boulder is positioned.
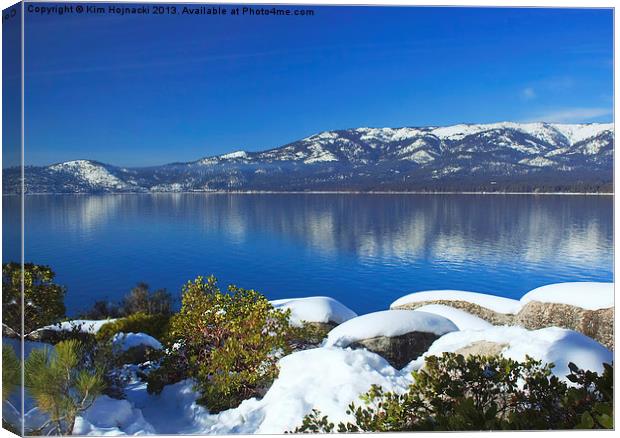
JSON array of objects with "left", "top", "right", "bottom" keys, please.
[
  {"left": 325, "top": 310, "right": 458, "bottom": 368},
  {"left": 391, "top": 283, "right": 614, "bottom": 350},
  {"left": 516, "top": 302, "right": 613, "bottom": 350}
]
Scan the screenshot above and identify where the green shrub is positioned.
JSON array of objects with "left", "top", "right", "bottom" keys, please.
[
  {"left": 96, "top": 312, "right": 170, "bottom": 342},
  {"left": 24, "top": 339, "right": 105, "bottom": 435},
  {"left": 148, "top": 275, "right": 292, "bottom": 412},
  {"left": 293, "top": 353, "right": 613, "bottom": 432},
  {"left": 2, "top": 345, "right": 20, "bottom": 402},
  {"left": 2, "top": 262, "right": 66, "bottom": 334}
]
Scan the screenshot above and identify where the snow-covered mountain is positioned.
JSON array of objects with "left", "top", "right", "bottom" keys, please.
[{"left": 3, "top": 122, "right": 613, "bottom": 193}]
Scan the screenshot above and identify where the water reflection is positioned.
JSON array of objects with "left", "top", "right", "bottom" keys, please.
[{"left": 2, "top": 194, "right": 613, "bottom": 314}]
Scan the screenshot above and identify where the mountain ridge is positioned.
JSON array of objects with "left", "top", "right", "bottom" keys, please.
[{"left": 3, "top": 122, "right": 613, "bottom": 194}]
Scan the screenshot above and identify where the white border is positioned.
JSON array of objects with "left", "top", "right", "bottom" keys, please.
[{"left": 0, "top": 2, "right": 616, "bottom": 438}]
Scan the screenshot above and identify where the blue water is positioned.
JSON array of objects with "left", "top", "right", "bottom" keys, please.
[{"left": 2, "top": 194, "right": 613, "bottom": 316}]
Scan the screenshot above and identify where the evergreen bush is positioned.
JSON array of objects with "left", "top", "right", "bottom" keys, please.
[
  {"left": 24, "top": 339, "right": 105, "bottom": 435},
  {"left": 2, "top": 262, "right": 66, "bottom": 334},
  {"left": 96, "top": 312, "right": 170, "bottom": 343},
  {"left": 2, "top": 345, "right": 20, "bottom": 402},
  {"left": 147, "top": 275, "right": 292, "bottom": 412},
  {"left": 292, "top": 353, "right": 613, "bottom": 432}
]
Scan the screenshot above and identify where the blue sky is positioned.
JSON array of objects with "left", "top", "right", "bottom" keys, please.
[{"left": 15, "top": 5, "right": 614, "bottom": 167}]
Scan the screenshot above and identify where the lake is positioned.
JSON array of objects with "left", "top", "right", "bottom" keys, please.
[{"left": 2, "top": 193, "right": 613, "bottom": 316}]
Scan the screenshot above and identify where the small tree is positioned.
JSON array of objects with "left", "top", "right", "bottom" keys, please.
[
  {"left": 2, "top": 262, "right": 66, "bottom": 334},
  {"left": 2, "top": 345, "right": 20, "bottom": 402},
  {"left": 24, "top": 339, "right": 105, "bottom": 435},
  {"left": 122, "top": 282, "right": 173, "bottom": 316},
  {"left": 149, "top": 275, "right": 292, "bottom": 412}
]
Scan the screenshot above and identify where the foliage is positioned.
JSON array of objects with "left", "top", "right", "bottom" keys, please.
[
  {"left": 122, "top": 282, "right": 173, "bottom": 316},
  {"left": 96, "top": 312, "right": 170, "bottom": 343},
  {"left": 81, "top": 283, "right": 173, "bottom": 319},
  {"left": 286, "top": 323, "right": 332, "bottom": 351},
  {"left": 147, "top": 275, "right": 292, "bottom": 412},
  {"left": 80, "top": 300, "right": 125, "bottom": 320},
  {"left": 2, "top": 345, "right": 20, "bottom": 402},
  {"left": 24, "top": 339, "right": 105, "bottom": 435},
  {"left": 293, "top": 353, "right": 614, "bottom": 432},
  {"left": 2, "top": 262, "right": 66, "bottom": 334},
  {"left": 563, "top": 362, "right": 613, "bottom": 429}
]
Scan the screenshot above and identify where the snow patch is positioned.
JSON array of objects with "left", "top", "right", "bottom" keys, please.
[
  {"left": 32, "top": 319, "right": 116, "bottom": 335},
  {"left": 220, "top": 151, "right": 248, "bottom": 160},
  {"left": 421, "top": 326, "right": 612, "bottom": 379},
  {"left": 49, "top": 161, "right": 128, "bottom": 189},
  {"left": 112, "top": 332, "right": 163, "bottom": 352},
  {"left": 520, "top": 282, "right": 613, "bottom": 310},
  {"left": 413, "top": 305, "right": 493, "bottom": 331},
  {"left": 270, "top": 296, "right": 357, "bottom": 327},
  {"left": 324, "top": 310, "right": 457, "bottom": 348},
  {"left": 391, "top": 290, "right": 522, "bottom": 314}
]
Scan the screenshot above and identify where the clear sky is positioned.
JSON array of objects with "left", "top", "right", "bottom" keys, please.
[{"left": 17, "top": 5, "right": 614, "bottom": 167}]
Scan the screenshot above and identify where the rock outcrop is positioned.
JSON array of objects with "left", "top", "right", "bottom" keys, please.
[
  {"left": 394, "top": 300, "right": 613, "bottom": 350},
  {"left": 349, "top": 331, "right": 441, "bottom": 369}
]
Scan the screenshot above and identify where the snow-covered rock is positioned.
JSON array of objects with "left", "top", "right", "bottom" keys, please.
[
  {"left": 391, "top": 290, "right": 521, "bottom": 314},
  {"left": 419, "top": 326, "right": 612, "bottom": 380},
  {"left": 413, "top": 304, "right": 493, "bottom": 331},
  {"left": 325, "top": 310, "right": 457, "bottom": 348},
  {"left": 520, "top": 282, "right": 613, "bottom": 310},
  {"left": 270, "top": 296, "right": 357, "bottom": 327},
  {"left": 112, "top": 332, "right": 163, "bottom": 352}
]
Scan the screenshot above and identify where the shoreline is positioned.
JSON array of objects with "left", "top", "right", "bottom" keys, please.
[{"left": 2, "top": 190, "right": 614, "bottom": 196}]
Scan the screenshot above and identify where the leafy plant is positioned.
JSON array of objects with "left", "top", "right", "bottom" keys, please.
[
  {"left": 96, "top": 312, "right": 170, "bottom": 343},
  {"left": 24, "top": 339, "right": 105, "bottom": 435},
  {"left": 148, "top": 275, "right": 292, "bottom": 412},
  {"left": 563, "top": 362, "right": 613, "bottom": 429},
  {"left": 2, "top": 262, "right": 66, "bottom": 334},
  {"left": 2, "top": 345, "right": 20, "bottom": 402},
  {"left": 293, "top": 353, "right": 614, "bottom": 432}
]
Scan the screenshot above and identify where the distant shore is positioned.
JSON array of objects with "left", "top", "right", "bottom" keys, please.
[{"left": 3, "top": 190, "right": 615, "bottom": 196}]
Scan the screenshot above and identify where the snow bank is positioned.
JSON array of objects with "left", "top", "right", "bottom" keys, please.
[
  {"left": 226, "top": 347, "right": 411, "bottom": 434},
  {"left": 32, "top": 319, "right": 116, "bottom": 335},
  {"left": 112, "top": 332, "right": 163, "bottom": 352},
  {"left": 391, "top": 290, "right": 521, "bottom": 314},
  {"left": 421, "top": 326, "right": 612, "bottom": 379},
  {"left": 270, "top": 296, "right": 357, "bottom": 327},
  {"left": 69, "top": 325, "right": 611, "bottom": 435},
  {"left": 413, "top": 305, "right": 492, "bottom": 331},
  {"left": 520, "top": 282, "right": 613, "bottom": 310},
  {"left": 74, "top": 395, "right": 155, "bottom": 435},
  {"left": 324, "top": 310, "right": 457, "bottom": 348},
  {"left": 121, "top": 347, "right": 412, "bottom": 435}
]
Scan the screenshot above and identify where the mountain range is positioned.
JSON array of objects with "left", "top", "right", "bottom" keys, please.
[{"left": 3, "top": 122, "right": 614, "bottom": 194}]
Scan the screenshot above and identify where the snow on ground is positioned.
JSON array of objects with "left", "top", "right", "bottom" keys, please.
[
  {"left": 418, "top": 326, "right": 612, "bottom": 379},
  {"left": 270, "top": 296, "right": 357, "bottom": 327},
  {"left": 32, "top": 319, "right": 116, "bottom": 335},
  {"left": 324, "top": 310, "right": 458, "bottom": 348},
  {"left": 71, "top": 324, "right": 612, "bottom": 435},
  {"left": 76, "top": 347, "right": 413, "bottom": 435},
  {"left": 390, "top": 290, "right": 521, "bottom": 314},
  {"left": 74, "top": 396, "right": 155, "bottom": 435},
  {"left": 520, "top": 282, "right": 613, "bottom": 310},
  {"left": 413, "top": 305, "right": 493, "bottom": 331},
  {"left": 112, "top": 332, "right": 163, "bottom": 352}
]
